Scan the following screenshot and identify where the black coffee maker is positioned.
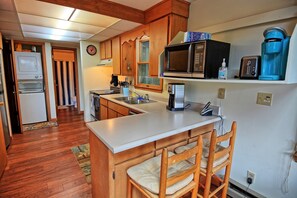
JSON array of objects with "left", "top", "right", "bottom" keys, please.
[
  {"left": 167, "top": 83, "right": 185, "bottom": 111},
  {"left": 110, "top": 74, "right": 119, "bottom": 87}
]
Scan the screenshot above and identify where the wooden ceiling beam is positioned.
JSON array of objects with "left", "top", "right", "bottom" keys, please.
[
  {"left": 36, "top": 0, "right": 145, "bottom": 24},
  {"left": 145, "top": 0, "right": 190, "bottom": 23}
]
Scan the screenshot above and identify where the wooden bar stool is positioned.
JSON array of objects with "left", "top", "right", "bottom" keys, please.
[
  {"left": 127, "top": 136, "right": 203, "bottom": 198},
  {"left": 175, "top": 121, "right": 237, "bottom": 198}
]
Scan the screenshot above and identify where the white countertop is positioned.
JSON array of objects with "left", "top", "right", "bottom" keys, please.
[{"left": 87, "top": 94, "right": 222, "bottom": 153}]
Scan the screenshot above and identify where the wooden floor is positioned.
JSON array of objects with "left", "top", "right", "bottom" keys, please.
[{"left": 0, "top": 108, "right": 92, "bottom": 197}]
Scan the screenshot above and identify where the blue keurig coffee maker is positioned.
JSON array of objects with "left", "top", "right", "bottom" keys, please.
[{"left": 259, "top": 27, "right": 290, "bottom": 80}]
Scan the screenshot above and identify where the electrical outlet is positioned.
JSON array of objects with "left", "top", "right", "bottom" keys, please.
[
  {"left": 218, "top": 88, "right": 226, "bottom": 99},
  {"left": 256, "top": 92, "right": 272, "bottom": 106},
  {"left": 247, "top": 170, "right": 256, "bottom": 184}
]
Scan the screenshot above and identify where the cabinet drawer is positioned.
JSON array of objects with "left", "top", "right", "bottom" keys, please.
[
  {"left": 100, "top": 98, "right": 108, "bottom": 106},
  {"left": 190, "top": 124, "right": 214, "bottom": 137},
  {"left": 108, "top": 101, "right": 129, "bottom": 115},
  {"left": 114, "top": 142, "right": 154, "bottom": 165},
  {"left": 156, "top": 131, "right": 189, "bottom": 150}
]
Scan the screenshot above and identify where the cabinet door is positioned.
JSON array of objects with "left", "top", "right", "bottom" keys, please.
[
  {"left": 105, "top": 40, "right": 112, "bottom": 59},
  {"left": 121, "top": 40, "right": 135, "bottom": 76},
  {"left": 114, "top": 153, "right": 154, "bottom": 198},
  {"left": 0, "top": 113, "right": 7, "bottom": 177},
  {"left": 149, "top": 17, "right": 168, "bottom": 77},
  {"left": 100, "top": 42, "right": 106, "bottom": 60},
  {"left": 100, "top": 105, "right": 108, "bottom": 120},
  {"left": 112, "top": 37, "right": 121, "bottom": 75},
  {"left": 108, "top": 109, "right": 117, "bottom": 119}
]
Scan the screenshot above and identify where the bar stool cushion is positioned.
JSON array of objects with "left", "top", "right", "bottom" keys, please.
[
  {"left": 127, "top": 152, "right": 194, "bottom": 195},
  {"left": 175, "top": 141, "right": 229, "bottom": 168}
]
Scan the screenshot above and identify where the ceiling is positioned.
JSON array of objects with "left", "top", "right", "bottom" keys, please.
[{"left": 0, "top": 0, "right": 162, "bottom": 43}]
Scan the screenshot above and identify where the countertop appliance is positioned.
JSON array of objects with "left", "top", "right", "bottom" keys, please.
[
  {"left": 90, "top": 88, "right": 120, "bottom": 121},
  {"left": 164, "top": 40, "right": 230, "bottom": 79},
  {"left": 15, "top": 52, "right": 43, "bottom": 80},
  {"left": 167, "top": 83, "right": 185, "bottom": 111},
  {"left": 18, "top": 80, "right": 47, "bottom": 124},
  {"left": 259, "top": 27, "right": 290, "bottom": 80},
  {"left": 239, "top": 56, "right": 261, "bottom": 79}
]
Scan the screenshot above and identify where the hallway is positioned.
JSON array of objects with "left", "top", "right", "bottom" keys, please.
[{"left": 0, "top": 108, "right": 91, "bottom": 197}]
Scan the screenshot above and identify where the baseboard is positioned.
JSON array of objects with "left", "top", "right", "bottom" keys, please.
[{"left": 228, "top": 178, "right": 266, "bottom": 198}]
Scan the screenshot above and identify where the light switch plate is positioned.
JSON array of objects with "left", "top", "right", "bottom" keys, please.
[
  {"left": 218, "top": 88, "right": 226, "bottom": 99},
  {"left": 256, "top": 92, "right": 273, "bottom": 106}
]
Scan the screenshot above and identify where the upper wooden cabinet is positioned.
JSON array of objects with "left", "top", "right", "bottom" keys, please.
[
  {"left": 121, "top": 40, "right": 135, "bottom": 76},
  {"left": 100, "top": 40, "right": 112, "bottom": 60},
  {"left": 149, "top": 17, "right": 169, "bottom": 77},
  {"left": 112, "top": 37, "right": 121, "bottom": 75}
]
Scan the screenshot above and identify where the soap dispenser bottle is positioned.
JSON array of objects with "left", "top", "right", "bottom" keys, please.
[{"left": 218, "top": 58, "right": 228, "bottom": 80}]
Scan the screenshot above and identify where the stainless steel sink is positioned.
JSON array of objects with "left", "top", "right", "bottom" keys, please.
[{"left": 114, "top": 96, "right": 156, "bottom": 105}]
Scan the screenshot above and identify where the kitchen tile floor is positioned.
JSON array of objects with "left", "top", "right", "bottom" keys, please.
[{"left": 0, "top": 107, "right": 91, "bottom": 197}]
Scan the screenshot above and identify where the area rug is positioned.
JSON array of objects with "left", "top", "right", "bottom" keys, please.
[
  {"left": 71, "top": 143, "right": 91, "bottom": 184},
  {"left": 23, "top": 121, "right": 58, "bottom": 131}
]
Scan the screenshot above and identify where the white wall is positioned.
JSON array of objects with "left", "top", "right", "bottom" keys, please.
[
  {"left": 44, "top": 42, "right": 56, "bottom": 119},
  {"left": 185, "top": 2, "right": 297, "bottom": 197},
  {"left": 79, "top": 41, "right": 113, "bottom": 122}
]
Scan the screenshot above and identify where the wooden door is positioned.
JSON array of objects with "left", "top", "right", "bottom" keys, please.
[
  {"left": 112, "top": 37, "right": 121, "bottom": 75},
  {"left": 149, "top": 17, "right": 168, "bottom": 77},
  {"left": 0, "top": 111, "right": 7, "bottom": 178},
  {"left": 121, "top": 40, "right": 135, "bottom": 76}
]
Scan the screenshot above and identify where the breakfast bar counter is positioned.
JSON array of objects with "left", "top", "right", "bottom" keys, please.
[
  {"left": 87, "top": 94, "right": 221, "bottom": 153},
  {"left": 87, "top": 94, "right": 221, "bottom": 198}
]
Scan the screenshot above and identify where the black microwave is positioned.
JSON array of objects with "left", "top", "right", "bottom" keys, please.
[{"left": 163, "top": 40, "right": 230, "bottom": 78}]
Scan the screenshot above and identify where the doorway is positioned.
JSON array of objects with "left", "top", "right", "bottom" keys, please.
[{"left": 52, "top": 48, "right": 80, "bottom": 119}]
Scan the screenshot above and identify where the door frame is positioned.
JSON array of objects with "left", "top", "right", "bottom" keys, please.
[{"left": 51, "top": 47, "right": 81, "bottom": 117}]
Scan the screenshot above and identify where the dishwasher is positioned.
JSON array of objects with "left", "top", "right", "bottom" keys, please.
[{"left": 90, "top": 89, "right": 120, "bottom": 121}]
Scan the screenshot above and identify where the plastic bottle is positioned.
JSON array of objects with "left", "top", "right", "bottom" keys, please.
[{"left": 218, "top": 58, "right": 228, "bottom": 80}]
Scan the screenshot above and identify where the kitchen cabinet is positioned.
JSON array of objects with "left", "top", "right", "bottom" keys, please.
[
  {"left": 112, "top": 37, "right": 121, "bottom": 75},
  {"left": 89, "top": 124, "right": 214, "bottom": 198},
  {"left": 121, "top": 40, "right": 135, "bottom": 76},
  {"left": 108, "top": 101, "right": 129, "bottom": 117},
  {"left": 100, "top": 98, "right": 141, "bottom": 120},
  {"left": 108, "top": 109, "right": 117, "bottom": 119},
  {"left": 0, "top": 32, "right": 2, "bottom": 49},
  {"left": 100, "top": 40, "right": 112, "bottom": 60},
  {"left": 0, "top": 105, "right": 7, "bottom": 178},
  {"left": 100, "top": 98, "right": 108, "bottom": 120},
  {"left": 100, "top": 105, "right": 108, "bottom": 120},
  {"left": 149, "top": 17, "right": 168, "bottom": 76}
]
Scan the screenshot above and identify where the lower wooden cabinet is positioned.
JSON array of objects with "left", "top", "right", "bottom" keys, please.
[
  {"left": 100, "top": 103, "right": 108, "bottom": 120},
  {"left": 90, "top": 124, "right": 214, "bottom": 198},
  {"left": 100, "top": 98, "right": 140, "bottom": 120},
  {"left": 108, "top": 109, "right": 117, "bottom": 119}
]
